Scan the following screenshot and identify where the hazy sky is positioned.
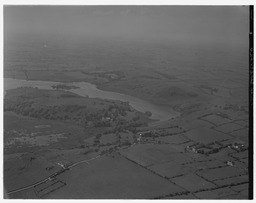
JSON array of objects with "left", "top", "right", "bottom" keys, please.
[{"left": 4, "top": 6, "right": 249, "bottom": 46}]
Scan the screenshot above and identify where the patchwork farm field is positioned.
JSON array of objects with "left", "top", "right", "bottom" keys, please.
[
  {"left": 4, "top": 24, "right": 250, "bottom": 199},
  {"left": 41, "top": 154, "right": 185, "bottom": 199},
  {"left": 121, "top": 144, "right": 189, "bottom": 166},
  {"left": 183, "top": 127, "right": 233, "bottom": 144}
]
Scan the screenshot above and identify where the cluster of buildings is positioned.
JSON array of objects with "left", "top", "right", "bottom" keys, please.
[{"left": 228, "top": 142, "right": 247, "bottom": 152}]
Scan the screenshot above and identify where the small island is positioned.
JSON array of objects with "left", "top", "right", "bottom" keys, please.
[{"left": 52, "top": 84, "right": 79, "bottom": 90}]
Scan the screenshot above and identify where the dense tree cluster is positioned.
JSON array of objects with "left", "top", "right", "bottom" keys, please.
[{"left": 4, "top": 89, "right": 147, "bottom": 133}]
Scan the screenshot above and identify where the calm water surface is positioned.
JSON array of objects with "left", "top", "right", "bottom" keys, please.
[{"left": 4, "top": 78, "right": 179, "bottom": 121}]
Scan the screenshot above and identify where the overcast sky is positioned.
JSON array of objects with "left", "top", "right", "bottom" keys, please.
[{"left": 4, "top": 6, "right": 249, "bottom": 46}]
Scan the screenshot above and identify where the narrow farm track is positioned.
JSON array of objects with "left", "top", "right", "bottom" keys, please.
[
  {"left": 6, "top": 155, "right": 102, "bottom": 195},
  {"left": 6, "top": 137, "right": 138, "bottom": 196}
]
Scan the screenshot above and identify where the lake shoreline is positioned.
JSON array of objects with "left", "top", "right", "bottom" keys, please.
[
  {"left": 4, "top": 77, "right": 180, "bottom": 122},
  {"left": 3, "top": 75, "right": 174, "bottom": 110}
]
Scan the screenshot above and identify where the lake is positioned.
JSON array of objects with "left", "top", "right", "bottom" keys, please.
[{"left": 4, "top": 78, "right": 180, "bottom": 121}]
